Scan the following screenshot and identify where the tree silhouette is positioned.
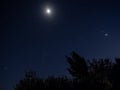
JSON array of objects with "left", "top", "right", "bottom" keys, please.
[
  {"left": 111, "top": 58, "right": 120, "bottom": 90},
  {"left": 44, "top": 76, "right": 71, "bottom": 90},
  {"left": 15, "top": 71, "right": 45, "bottom": 90},
  {"left": 14, "top": 51, "right": 120, "bottom": 90},
  {"left": 66, "top": 51, "right": 88, "bottom": 80},
  {"left": 15, "top": 71, "right": 72, "bottom": 90},
  {"left": 89, "top": 59, "right": 113, "bottom": 90},
  {"left": 66, "top": 51, "right": 113, "bottom": 90}
]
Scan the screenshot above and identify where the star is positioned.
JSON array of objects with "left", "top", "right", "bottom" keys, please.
[{"left": 104, "top": 33, "right": 108, "bottom": 37}]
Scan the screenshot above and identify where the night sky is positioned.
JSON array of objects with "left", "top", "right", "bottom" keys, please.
[{"left": 1, "top": 0, "right": 120, "bottom": 90}]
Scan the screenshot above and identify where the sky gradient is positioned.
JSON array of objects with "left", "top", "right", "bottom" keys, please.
[{"left": 1, "top": 0, "right": 120, "bottom": 90}]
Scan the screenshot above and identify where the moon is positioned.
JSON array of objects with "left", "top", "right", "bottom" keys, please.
[
  {"left": 46, "top": 8, "right": 52, "bottom": 15},
  {"left": 40, "top": 2, "right": 59, "bottom": 21},
  {"left": 43, "top": 5, "right": 53, "bottom": 17}
]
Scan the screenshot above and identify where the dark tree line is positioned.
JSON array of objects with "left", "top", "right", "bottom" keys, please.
[
  {"left": 14, "top": 51, "right": 120, "bottom": 90},
  {"left": 15, "top": 72, "right": 72, "bottom": 90}
]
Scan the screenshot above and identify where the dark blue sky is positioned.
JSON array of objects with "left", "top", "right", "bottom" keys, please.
[{"left": 1, "top": 0, "right": 120, "bottom": 90}]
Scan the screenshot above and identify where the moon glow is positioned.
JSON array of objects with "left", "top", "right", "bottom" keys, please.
[
  {"left": 40, "top": 2, "right": 59, "bottom": 21},
  {"left": 46, "top": 8, "right": 52, "bottom": 15},
  {"left": 43, "top": 5, "right": 53, "bottom": 17}
]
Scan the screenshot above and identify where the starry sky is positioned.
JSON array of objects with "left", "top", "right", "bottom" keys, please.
[{"left": 1, "top": 0, "right": 120, "bottom": 90}]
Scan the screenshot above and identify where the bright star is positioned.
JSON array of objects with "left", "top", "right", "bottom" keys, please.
[{"left": 104, "top": 33, "right": 108, "bottom": 37}]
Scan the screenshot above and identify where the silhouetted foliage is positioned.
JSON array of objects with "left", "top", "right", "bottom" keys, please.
[
  {"left": 15, "top": 71, "right": 72, "bottom": 90},
  {"left": 66, "top": 51, "right": 113, "bottom": 90},
  {"left": 15, "top": 71, "right": 45, "bottom": 90},
  {"left": 44, "top": 76, "right": 71, "bottom": 90},
  {"left": 14, "top": 51, "right": 120, "bottom": 90},
  {"left": 111, "top": 58, "right": 120, "bottom": 90},
  {"left": 66, "top": 51, "right": 88, "bottom": 80}
]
